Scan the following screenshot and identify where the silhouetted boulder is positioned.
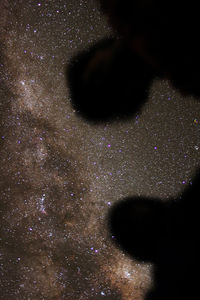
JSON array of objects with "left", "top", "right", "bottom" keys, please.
[
  {"left": 67, "top": 38, "right": 155, "bottom": 123},
  {"left": 108, "top": 170, "right": 199, "bottom": 299}
]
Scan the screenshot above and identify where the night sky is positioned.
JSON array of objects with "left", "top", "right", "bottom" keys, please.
[{"left": 1, "top": 1, "right": 200, "bottom": 299}]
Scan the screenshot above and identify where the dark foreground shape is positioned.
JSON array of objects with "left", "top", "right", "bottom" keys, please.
[
  {"left": 67, "top": 38, "right": 156, "bottom": 123},
  {"left": 67, "top": 1, "right": 200, "bottom": 125},
  {"left": 99, "top": 0, "right": 200, "bottom": 99},
  {"left": 108, "top": 170, "right": 200, "bottom": 300}
]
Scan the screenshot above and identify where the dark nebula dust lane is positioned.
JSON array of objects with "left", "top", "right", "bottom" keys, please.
[{"left": 0, "top": 1, "right": 200, "bottom": 299}]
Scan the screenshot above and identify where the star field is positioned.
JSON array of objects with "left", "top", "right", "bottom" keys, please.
[{"left": 1, "top": 1, "right": 200, "bottom": 299}]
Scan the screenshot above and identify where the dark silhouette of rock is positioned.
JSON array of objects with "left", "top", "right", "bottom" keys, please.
[
  {"left": 67, "top": 0, "right": 200, "bottom": 123},
  {"left": 67, "top": 38, "right": 156, "bottom": 123},
  {"left": 100, "top": 0, "right": 200, "bottom": 98},
  {"left": 108, "top": 169, "right": 199, "bottom": 299}
]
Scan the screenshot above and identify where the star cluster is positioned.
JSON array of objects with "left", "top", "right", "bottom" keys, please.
[{"left": 1, "top": 1, "right": 200, "bottom": 299}]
